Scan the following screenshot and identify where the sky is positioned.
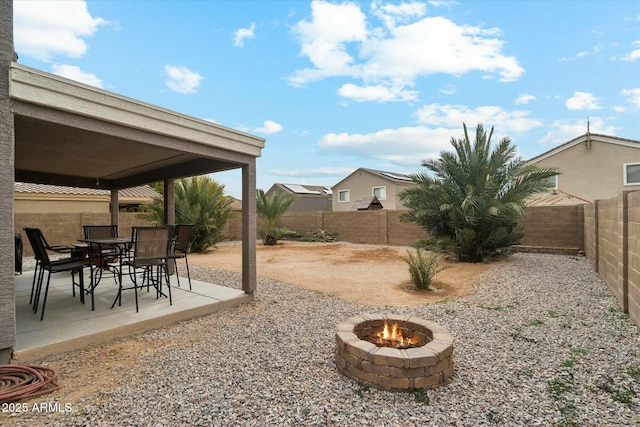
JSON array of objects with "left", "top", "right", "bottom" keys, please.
[{"left": 12, "top": 0, "right": 640, "bottom": 199}]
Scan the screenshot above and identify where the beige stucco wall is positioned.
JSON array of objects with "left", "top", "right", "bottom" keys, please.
[
  {"left": 332, "top": 171, "right": 415, "bottom": 211},
  {"left": 533, "top": 140, "right": 640, "bottom": 201}
]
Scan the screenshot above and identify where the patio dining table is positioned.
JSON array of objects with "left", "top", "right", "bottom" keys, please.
[{"left": 76, "top": 237, "right": 133, "bottom": 310}]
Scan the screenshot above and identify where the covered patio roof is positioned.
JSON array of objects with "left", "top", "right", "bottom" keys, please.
[{"left": 10, "top": 63, "right": 264, "bottom": 190}]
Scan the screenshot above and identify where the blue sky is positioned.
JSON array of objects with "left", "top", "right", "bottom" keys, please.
[{"left": 13, "top": 0, "right": 640, "bottom": 198}]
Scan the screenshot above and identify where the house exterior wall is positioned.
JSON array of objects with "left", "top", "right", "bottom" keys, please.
[
  {"left": 532, "top": 140, "right": 640, "bottom": 201},
  {"left": 14, "top": 195, "right": 109, "bottom": 213},
  {"left": 265, "top": 185, "right": 332, "bottom": 212},
  {"left": 332, "top": 170, "right": 414, "bottom": 211},
  {"left": 289, "top": 197, "right": 332, "bottom": 212},
  {"left": 0, "top": 0, "right": 15, "bottom": 362}
]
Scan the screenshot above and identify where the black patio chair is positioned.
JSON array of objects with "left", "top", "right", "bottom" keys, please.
[
  {"left": 112, "top": 226, "right": 173, "bottom": 313},
  {"left": 24, "top": 228, "right": 89, "bottom": 321},
  {"left": 83, "top": 224, "right": 121, "bottom": 285},
  {"left": 167, "top": 224, "right": 195, "bottom": 290},
  {"left": 23, "top": 227, "right": 79, "bottom": 305}
]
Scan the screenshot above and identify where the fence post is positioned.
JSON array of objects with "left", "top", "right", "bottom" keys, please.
[
  {"left": 622, "top": 191, "right": 629, "bottom": 314},
  {"left": 594, "top": 200, "right": 599, "bottom": 273}
]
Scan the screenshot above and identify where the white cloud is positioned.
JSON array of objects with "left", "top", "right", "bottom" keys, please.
[
  {"left": 290, "top": 0, "right": 367, "bottom": 86},
  {"left": 338, "top": 83, "right": 418, "bottom": 102},
  {"left": 565, "top": 92, "right": 600, "bottom": 110},
  {"left": 268, "top": 166, "right": 355, "bottom": 177},
  {"left": 414, "top": 103, "right": 542, "bottom": 133},
  {"left": 614, "top": 106, "right": 626, "bottom": 112},
  {"left": 164, "top": 65, "right": 203, "bottom": 94},
  {"left": 440, "top": 84, "right": 456, "bottom": 95},
  {"left": 290, "top": 0, "right": 523, "bottom": 102},
  {"left": 538, "top": 117, "right": 617, "bottom": 146},
  {"left": 51, "top": 64, "right": 103, "bottom": 88},
  {"left": 318, "top": 126, "right": 456, "bottom": 166},
  {"left": 14, "top": 0, "right": 107, "bottom": 62},
  {"left": 621, "top": 40, "right": 640, "bottom": 62},
  {"left": 254, "top": 120, "right": 283, "bottom": 135},
  {"left": 622, "top": 88, "right": 640, "bottom": 108},
  {"left": 515, "top": 94, "right": 536, "bottom": 105},
  {"left": 371, "top": 1, "right": 426, "bottom": 28},
  {"left": 233, "top": 22, "right": 256, "bottom": 47}
]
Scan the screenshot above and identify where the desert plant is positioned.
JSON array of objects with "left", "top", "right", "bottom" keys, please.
[
  {"left": 142, "top": 176, "right": 235, "bottom": 252},
  {"left": 256, "top": 189, "right": 297, "bottom": 245},
  {"left": 296, "top": 229, "right": 337, "bottom": 242},
  {"left": 403, "top": 248, "right": 446, "bottom": 290},
  {"left": 399, "top": 123, "right": 559, "bottom": 262}
]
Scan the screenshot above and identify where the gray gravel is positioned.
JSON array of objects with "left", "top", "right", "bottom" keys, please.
[{"left": 6, "top": 253, "right": 640, "bottom": 426}]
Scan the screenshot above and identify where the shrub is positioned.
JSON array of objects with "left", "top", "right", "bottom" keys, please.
[
  {"left": 403, "top": 248, "right": 446, "bottom": 290},
  {"left": 296, "top": 229, "right": 337, "bottom": 242},
  {"left": 399, "top": 123, "right": 558, "bottom": 262},
  {"left": 142, "top": 176, "right": 235, "bottom": 252}
]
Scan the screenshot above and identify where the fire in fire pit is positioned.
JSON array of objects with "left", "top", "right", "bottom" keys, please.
[{"left": 371, "top": 321, "right": 424, "bottom": 349}]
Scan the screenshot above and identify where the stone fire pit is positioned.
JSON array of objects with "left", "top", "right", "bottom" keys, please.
[{"left": 335, "top": 314, "right": 454, "bottom": 391}]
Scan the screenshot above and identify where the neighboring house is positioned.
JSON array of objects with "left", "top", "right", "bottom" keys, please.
[
  {"left": 14, "top": 183, "right": 160, "bottom": 213},
  {"left": 266, "top": 183, "right": 332, "bottom": 212},
  {"left": 528, "top": 133, "right": 640, "bottom": 201},
  {"left": 331, "top": 168, "right": 416, "bottom": 211}
]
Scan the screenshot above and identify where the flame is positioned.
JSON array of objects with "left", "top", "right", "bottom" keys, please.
[{"left": 373, "top": 321, "right": 419, "bottom": 348}]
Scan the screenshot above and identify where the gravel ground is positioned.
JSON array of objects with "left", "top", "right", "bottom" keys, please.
[{"left": 5, "top": 253, "right": 640, "bottom": 426}]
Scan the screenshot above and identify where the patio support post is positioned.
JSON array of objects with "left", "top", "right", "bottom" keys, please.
[
  {"left": 110, "top": 190, "right": 119, "bottom": 229},
  {"left": 164, "top": 178, "right": 175, "bottom": 226},
  {"left": 242, "top": 161, "right": 257, "bottom": 293},
  {"left": 0, "top": 0, "right": 16, "bottom": 363},
  {"left": 164, "top": 178, "right": 175, "bottom": 274}
]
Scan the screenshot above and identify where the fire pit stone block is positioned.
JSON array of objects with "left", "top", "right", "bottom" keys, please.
[{"left": 335, "top": 314, "right": 454, "bottom": 391}]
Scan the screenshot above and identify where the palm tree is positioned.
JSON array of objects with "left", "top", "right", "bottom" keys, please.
[
  {"left": 143, "top": 176, "right": 236, "bottom": 252},
  {"left": 399, "top": 123, "right": 559, "bottom": 262},
  {"left": 256, "top": 189, "right": 296, "bottom": 245}
]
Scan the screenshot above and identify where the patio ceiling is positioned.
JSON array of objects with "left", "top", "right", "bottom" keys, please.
[{"left": 10, "top": 63, "right": 265, "bottom": 190}]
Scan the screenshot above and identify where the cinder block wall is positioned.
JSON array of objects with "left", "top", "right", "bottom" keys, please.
[
  {"left": 583, "top": 203, "right": 597, "bottom": 268},
  {"left": 597, "top": 196, "right": 625, "bottom": 307},
  {"left": 518, "top": 205, "right": 584, "bottom": 249},
  {"left": 582, "top": 191, "right": 640, "bottom": 328},
  {"left": 626, "top": 192, "right": 640, "bottom": 326}
]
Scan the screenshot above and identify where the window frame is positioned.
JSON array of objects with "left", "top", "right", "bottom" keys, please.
[
  {"left": 338, "top": 189, "right": 350, "bottom": 203},
  {"left": 372, "top": 185, "right": 387, "bottom": 200},
  {"left": 624, "top": 162, "right": 640, "bottom": 186}
]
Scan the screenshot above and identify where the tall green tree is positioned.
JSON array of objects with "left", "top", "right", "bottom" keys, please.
[
  {"left": 143, "top": 176, "right": 235, "bottom": 252},
  {"left": 256, "top": 189, "right": 296, "bottom": 245},
  {"left": 399, "top": 123, "right": 559, "bottom": 263}
]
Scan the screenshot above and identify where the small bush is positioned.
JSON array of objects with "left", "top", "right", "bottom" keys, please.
[
  {"left": 296, "top": 229, "right": 337, "bottom": 242},
  {"left": 403, "top": 248, "right": 446, "bottom": 290}
]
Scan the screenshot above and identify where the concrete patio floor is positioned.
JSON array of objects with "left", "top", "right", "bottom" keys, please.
[{"left": 12, "top": 267, "right": 252, "bottom": 361}]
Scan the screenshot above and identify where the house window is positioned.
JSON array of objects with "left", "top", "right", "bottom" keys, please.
[
  {"left": 338, "top": 189, "right": 350, "bottom": 202},
  {"left": 372, "top": 186, "right": 386, "bottom": 200},
  {"left": 547, "top": 175, "right": 558, "bottom": 189},
  {"left": 624, "top": 163, "right": 640, "bottom": 185}
]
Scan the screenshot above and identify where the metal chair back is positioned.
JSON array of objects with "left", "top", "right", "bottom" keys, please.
[{"left": 83, "top": 225, "right": 118, "bottom": 239}]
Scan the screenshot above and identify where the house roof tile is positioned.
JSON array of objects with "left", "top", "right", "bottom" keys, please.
[{"left": 14, "top": 182, "right": 160, "bottom": 199}]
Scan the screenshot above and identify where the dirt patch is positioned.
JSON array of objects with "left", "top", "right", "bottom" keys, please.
[{"left": 189, "top": 241, "right": 493, "bottom": 306}]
